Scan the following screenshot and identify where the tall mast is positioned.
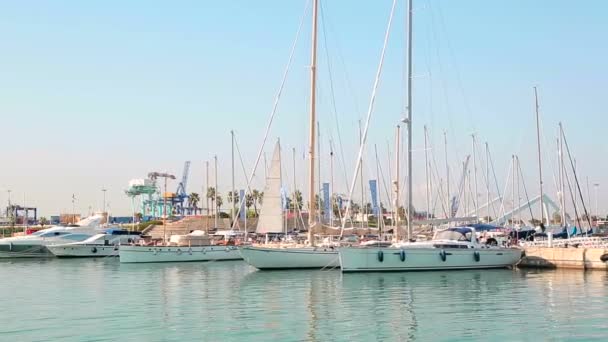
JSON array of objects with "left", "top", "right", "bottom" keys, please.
[
  {"left": 534, "top": 86, "right": 545, "bottom": 226},
  {"left": 424, "top": 126, "right": 430, "bottom": 221},
  {"left": 359, "top": 120, "right": 364, "bottom": 230},
  {"left": 214, "top": 155, "right": 218, "bottom": 228},
  {"left": 511, "top": 154, "right": 515, "bottom": 227},
  {"left": 329, "top": 140, "right": 334, "bottom": 226},
  {"left": 472, "top": 134, "right": 478, "bottom": 220},
  {"left": 405, "top": 0, "right": 414, "bottom": 240},
  {"left": 317, "top": 121, "right": 322, "bottom": 224},
  {"left": 444, "top": 131, "right": 450, "bottom": 219},
  {"left": 307, "top": 0, "right": 319, "bottom": 246},
  {"left": 558, "top": 127, "right": 566, "bottom": 227},
  {"left": 206, "top": 160, "right": 209, "bottom": 231},
  {"left": 293, "top": 147, "right": 298, "bottom": 232},
  {"left": 374, "top": 144, "right": 383, "bottom": 236},
  {"left": 394, "top": 124, "right": 401, "bottom": 241},
  {"left": 485, "top": 142, "right": 490, "bottom": 221},
  {"left": 231, "top": 130, "right": 236, "bottom": 224}
]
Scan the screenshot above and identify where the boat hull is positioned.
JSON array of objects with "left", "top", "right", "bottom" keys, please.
[
  {"left": 239, "top": 246, "right": 340, "bottom": 270},
  {"left": 0, "top": 244, "right": 52, "bottom": 258},
  {"left": 119, "top": 245, "right": 242, "bottom": 263},
  {"left": 47, "top": 244, "right": 120, "bottom": 258},
  {"left": 339, "top": 247, "right": 522, "bottom": 272}
]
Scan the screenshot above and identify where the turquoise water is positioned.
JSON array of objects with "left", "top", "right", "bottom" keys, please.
[{"left": 1, "top": 259, "right": 607, "bottom": 341}]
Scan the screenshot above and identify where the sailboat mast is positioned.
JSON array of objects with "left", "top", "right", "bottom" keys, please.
[
  {"left": 394, "top": 124, "right": 401, "bottom": 241},
  {"left": 359, "top": 120, "right": 364, "bottom": 230},
  {"left": 374, "top": 144, "right": 383, "bottom": 236},
  {"left": 293, "top": 147, "right": 298, "bottom": 232},
  {"left": 406, "top": 0, "right": 413, "bottom": 240},
  {"left": 534, "top": 86, "right": 545, "bottom": 226},
  {"left": 206, "top": 160, "right": 209, "bottom": 232},
  {"left": 307, "top": 0, "right": 318, "bottom": 246},
  {"left": 558, "top": 127, "right": 566, "bottom": 227},
  {"left": 231, "top": 130, "right": 236, "bottom": 224},
  {"left": 329, "top": 140, "right": 334, "bottom": 226},
  {"left": 472, "top": 134, "right": 478, "bottom": 220},
  {"left": 444, "top": 131, "right": 450, "bottom": 219},
  {"left": 214, "top": 155, "right": 219, "bottom": 229},
  {"left": 424, "top": 126, "right": 430, "bottom": 221},
  {"left": 485, "top": 142, "right": 490, "bottom": 221},
  {"left": 317, "top": 121, "right": 322, "bottom": 224}
]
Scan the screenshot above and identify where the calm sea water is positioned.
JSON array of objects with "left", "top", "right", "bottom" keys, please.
[{"left": 1, "top": 258, "right": 607, "bottom": 341}]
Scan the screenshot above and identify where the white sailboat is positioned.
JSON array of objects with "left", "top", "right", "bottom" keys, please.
[
  {"left": 340, "top": 227, "right": 522, "bottom": 272},
  {"left": 119, "top": 230, "right": 241, "bottom": 263},
  {"left": 239, "top": 1, "right": 340, "bottom": 269},
  {"left": 239, "top": 141, "right": 339, "bottom": 269},
  {"left": 338, "top": 0, "right": 522, "bottom": 272}
]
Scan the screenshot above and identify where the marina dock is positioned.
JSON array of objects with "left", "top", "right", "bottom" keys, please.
[{"left": 520, "top": 246, "right": 608, "bottom": 270}]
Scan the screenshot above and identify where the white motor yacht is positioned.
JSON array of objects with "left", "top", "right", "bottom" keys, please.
[
  {"left": 47, "top": 229, "right": 141, "bottom": 258},
  {"left": 339, "top": 227, "right": 522, "bottom": 272},
  {"left": 0, "top": 214, "right": 106, "bottom": 258}
]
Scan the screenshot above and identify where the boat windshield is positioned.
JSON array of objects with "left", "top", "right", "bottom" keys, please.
[
  {"left": 62, "top": 234, "right": 92, "bottom": 241},
  {"left": 434, "top": 229, "right": 472, "bottom": 242}
]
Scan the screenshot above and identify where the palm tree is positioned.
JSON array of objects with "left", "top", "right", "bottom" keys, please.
[
  {"left": 245, "top": 193, "right": 254, "bottom": 217},
  {"left": 258, "top": 192, "right": 264, "bottom": 206},
  {"left": 207, "top": 187, "right": 216, "bottom": 216},
  {"left": 189, "top": 193, "right": 200, "bottom": 215},
  {"left": 39, "top": 217, "right": 48, "bottom": 227},
  {"left": 216, "top": 195, "right": 223, "bottom": 215},
  {"left": 227, "top": 191, "right": 240, "bottom": 219},
  {"left": 292, "top": 190, "right": 303, "bottom": 210},
  {"left": 252, "top": 189, "right": 261, "bottom": 216}
]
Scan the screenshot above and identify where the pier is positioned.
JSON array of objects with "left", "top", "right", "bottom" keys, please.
[{"left": 520, "top": 246, "right": 608, "bottom": 270}]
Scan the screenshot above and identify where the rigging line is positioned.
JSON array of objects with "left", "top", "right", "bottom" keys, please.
[
  {"left": 516, "top": 156, "right": 536, "bottom": 223},
  {"left": 562, "top": 148, "right": 582, "bottom": 231},
  {"left": 488, "top": 145, "right": 503, "bottom": 218},
  {"left": 426, "top": 2, "right": 461, "bottom": 166},
  {"left": 232, "top": 0, "right": 310, "bottom": 229},
  {"left": 434, "top": 0, "right": 475, "bottom": 130},
  {"left": 319, "top": 1, "right": 351, "bottom": 193},
  {"left": 538, "top": 114, "right": 560, "bottom": 193},
  {"left": 561, "top": 126, "right": 592, "bottom": 230},
  {"left": 497, "top": 157, "right": 513, "bottom": 223},
  {"left": 340, "top": 0, "right": 398, "bottom": 235}
]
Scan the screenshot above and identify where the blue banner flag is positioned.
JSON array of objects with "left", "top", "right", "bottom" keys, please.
[
  {"left": 323, "top": 183, "right": 330, "bottom": 222},
  {"left": 369, "top": 180, "right": 379, "bottom": 216}
]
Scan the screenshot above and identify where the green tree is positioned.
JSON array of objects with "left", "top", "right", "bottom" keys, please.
[
  {"left": 207, "top": 187, "right": 216, "bottom": 216},
  {"left": 245, "top": 193, "right": 254, "bottom": 216},
  {"left": 252, "top": 189, "right": 261, "bottom": 216},
  {"left": 291, "top": 190, "right": 303, "bottom": 210},
  {"left": 189, "top": 192, "right": 200, "bottom": 214},
  {"left": 39, "top": 217, "right": 48, "bottom": 227},
  {"left": 215, "top": 195, "right": 223, "bottom": 213}
]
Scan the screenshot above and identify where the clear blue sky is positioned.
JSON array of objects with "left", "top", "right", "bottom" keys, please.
[{"left": 1, "top": 0, "right": 607, "bottom": 218}]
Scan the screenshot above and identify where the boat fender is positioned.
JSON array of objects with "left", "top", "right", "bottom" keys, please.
[
  {"left": 177, "top": 249, "right": 182, "bottom": 255},
  {"left": 153, "top": 249, "right": 159, "bottom": 255},
  {"left": 399, "top": 250, "right": 406, "bottom": 262},
  {"left": 8, "top": 242, "right": 12, "bottom": 252},
  {"left": 91, "top": 247, "right": 98, "bottom": 254},
  {"left": 188, "top": 248, "right": 193, "bottom": 255},
  {"left": 473, "top": 251, "right": 480, "bottom": 262},
  {"left": 202, "top": 248, "right": 206, "bottom": 254},
  {"left": 225, "top": 247, "right": 230, "bottom": 252},
  {"left": 377, "top": 250, "right": 384, "bottom": 262},
  {"left": 600, "top": 254, "right": 608, "bottom": 262},
  {"left": 439, "top": 249, "right": 447, "bottom": 262}
]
